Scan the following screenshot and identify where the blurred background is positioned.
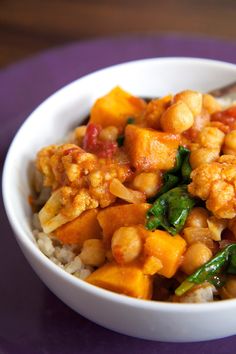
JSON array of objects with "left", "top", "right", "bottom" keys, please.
[{"left": 1, "top": 0, "right": 236, "bottom": 69}]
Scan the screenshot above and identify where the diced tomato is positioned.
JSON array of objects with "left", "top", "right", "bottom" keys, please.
[
  {"left": 83, "top": 123, "right": 102, "bottom": 151},
  {"left": 183, "top": 128, "right": 199, "bottom": 141},
  {"left": 83, "top": 123, "right": 117, "bottom": 158},
  {"left": 211, "top": 106, "right": 236, "bottom": 132}
]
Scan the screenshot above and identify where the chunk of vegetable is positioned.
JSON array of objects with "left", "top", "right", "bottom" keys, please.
[
  {"left": 144, "top": 229, "right": 187, "bottom": 278},
  {"left": 54, "top": 209, "right": 102, "bottom": 246},
  {"left": 125, "top": 124, "right": 180, "bottom": 171},
  {"left": 109, "top": 178, "right": 146, "bottom": 204},
  {"left": 144, "top": 95, "right": 172, "bottom": 129},
  {"left": 86, "top": 262, "right": 152, "bottom": 299},
  {"left": 89, "top": 86, "right": 146, "bottom": 130},
  {"left": 143, "top": 256, "right": 163, "bottom": 275},
  {"left": 97, "top": 203, "right": 150, "bottom": 245}
]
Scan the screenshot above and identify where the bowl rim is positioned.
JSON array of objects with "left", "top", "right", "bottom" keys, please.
[{"left": 3, "top": 56, "right": 236, "bottom": 312}]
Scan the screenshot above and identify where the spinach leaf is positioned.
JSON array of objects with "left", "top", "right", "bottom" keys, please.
[
  {"left": 169, "top": 145, "right": 190, "bottom": 174},
  {"left": 181, "top": 154, "right": 192, "bottom": 183},
  {"left": 148, "top": 146, "right": 192, "bottom": 203},
  {"left": 146, "top": 185, "right": 196, "bottom": 235},
  {"left": 148, "top": 174, "right": 179, "bottom": 203},
  {"left": 175, "top": 243, "right": 236, "bottom": 296},
  {"left": 117, "top": 135, "right": 125, "bottom": 147}
]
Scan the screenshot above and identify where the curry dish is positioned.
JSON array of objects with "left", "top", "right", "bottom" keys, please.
[{"left": 32, "top": 86, "right": 236, "bottom": 303}]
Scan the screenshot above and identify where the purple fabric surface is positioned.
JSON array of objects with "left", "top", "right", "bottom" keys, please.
[{"left": 1, "top": 34, "right": 236, "bottom": 353}]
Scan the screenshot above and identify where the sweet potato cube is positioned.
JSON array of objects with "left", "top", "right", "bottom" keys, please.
[
  {"left": 89, "top": 86, "right": 146, "bottom": 130},
  {"left": 86, "top": 262, "right": 152, "bottom": 299},
  {"left": 97, "top": 203, "right": 150, "bottom": 245},
  {"left": 54, "top": 209, "right": 102, "bottom": 246},
  {"left": 125, "top": 125, "right": 180, "bottom": 171},
  {"left": 144, "top": 229, "right": 186, "bottom": 278},
  {"left": 144, "top": 95, "right": 172, "bottom": 130},
  {"left": 143, "top": 256, "right": 163, "bottom": 275}
]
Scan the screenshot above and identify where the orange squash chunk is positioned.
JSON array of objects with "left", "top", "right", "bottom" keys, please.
[
  {"left": 125, "top": 124, "right": 180, "bottom": 171},
  {"left": 144, "top": 95, "right": 172, "bottom": 130},
  {"left": 144, "top": 229, "right": 186, "bottom": 278},
  {"left": 89, "top": 86, "right": 146, "bottom": 131},
  {"left": 54, "top": 209, "right": 102, "bottom": 246},
  {"left": 86, "top": 262, "right": 152, "bottom": 299},
  {"left": 143, "top": 256, "right": 163, "bottom": 275},
  {"left": 97, "top": 203, "right": 150, "bottom": 246}
]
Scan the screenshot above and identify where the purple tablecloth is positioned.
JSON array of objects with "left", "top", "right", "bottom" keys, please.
[{"left": 1, "top": 34, "right": 236, "bottom": 354}]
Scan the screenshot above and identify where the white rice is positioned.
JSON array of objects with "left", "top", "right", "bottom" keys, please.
[{"left": 33, "top": 214, "right": 93, "bottom": 279}]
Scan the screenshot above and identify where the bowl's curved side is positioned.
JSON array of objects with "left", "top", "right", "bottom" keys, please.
[{"left": 3, "top": 57, "right": 236, "bottom": 342}]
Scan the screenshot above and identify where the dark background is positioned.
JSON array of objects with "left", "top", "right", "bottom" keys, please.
[{"left": 1, "top": 0, "right": 236, "bottom": 68}]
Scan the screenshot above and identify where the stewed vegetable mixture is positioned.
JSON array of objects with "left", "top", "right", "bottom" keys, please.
[{"left": 32, "top": 86, "right": 236, "bottom": 302}]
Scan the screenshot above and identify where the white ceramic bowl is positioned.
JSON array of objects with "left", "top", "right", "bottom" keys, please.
[{"left": 3, "top": 57, "right": 236, "bottom": 342}]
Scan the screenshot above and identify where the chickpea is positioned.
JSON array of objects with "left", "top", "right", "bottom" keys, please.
[
  {"left": 181, "top": 242, "right": 212, "bottom": 275},
  {"left": 132, "top": 171, "right": 162, "bottom": 198},
  {"left": 111, "top": 226, "right": 142, "bottom": 264},
  {"left": 182, "top": 227, "right": 214, "bottom": 251},
  {"left": 189, "top": 147, "right": 219, "bottom": 169},
  {"left": 185, "top": 207, "right": 209, "bottom": 228},
  {"left": 197, "top": 126, "right": 225, "bottom": 149},
  {"left": 223, "top": 130, "right": 236, "bottom": 155},
  {"left": 174, "top": 90, "right": 203, "bottom": 116},
  {"left": 160, "top": 101, "right": 194, "bottom": 134},
  {"left": 80, "top": 239, "right": 106, "bottom": 267},
  {"left": 203, "top": 93, "right": 221, "bottom": 114},
  {"left": 220, "top": 276, "right": 236, "bottom": 299},
  {"left": 99, "top": 126, "right": 119, "bottom": 142}
]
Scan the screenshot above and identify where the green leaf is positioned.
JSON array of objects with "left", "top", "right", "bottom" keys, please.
[
  {"left": 169, "top": 145, "right": 190, "bottom": 174},
  {"left": 175, "top": 244, "right": 236, "bottom": 296},
  {"left": 146, "top": 185, "right": 196, "bottom": 235},
  {"left": 117, "top": 135, "right": 125, "bottom": 147},
  {"left": 148, "top": 173, "right": 180, "bottom": 203},
  {"left": 181, "top": 154, "right": 192, "bottom": 183}
]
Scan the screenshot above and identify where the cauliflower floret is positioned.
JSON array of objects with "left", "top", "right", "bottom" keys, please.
[
  {"left": 36, "top": 143, "right": 132, "bottom": 231},
  {"left": 188, "top": 155, "right": 236, "bottom": 218},
  {"left": 36, "top": 144, "right": 97, "bottom": 189},
  {"left": 39, "top": 187, "right": 99, "bottom": 233},
  {"left": 88, "top": 162, "right": 132, "bottom": 207}
]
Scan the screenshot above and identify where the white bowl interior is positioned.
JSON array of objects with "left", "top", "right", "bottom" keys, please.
[{"left": 3, "top": 57, "right": 236, "bottom": 342}]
